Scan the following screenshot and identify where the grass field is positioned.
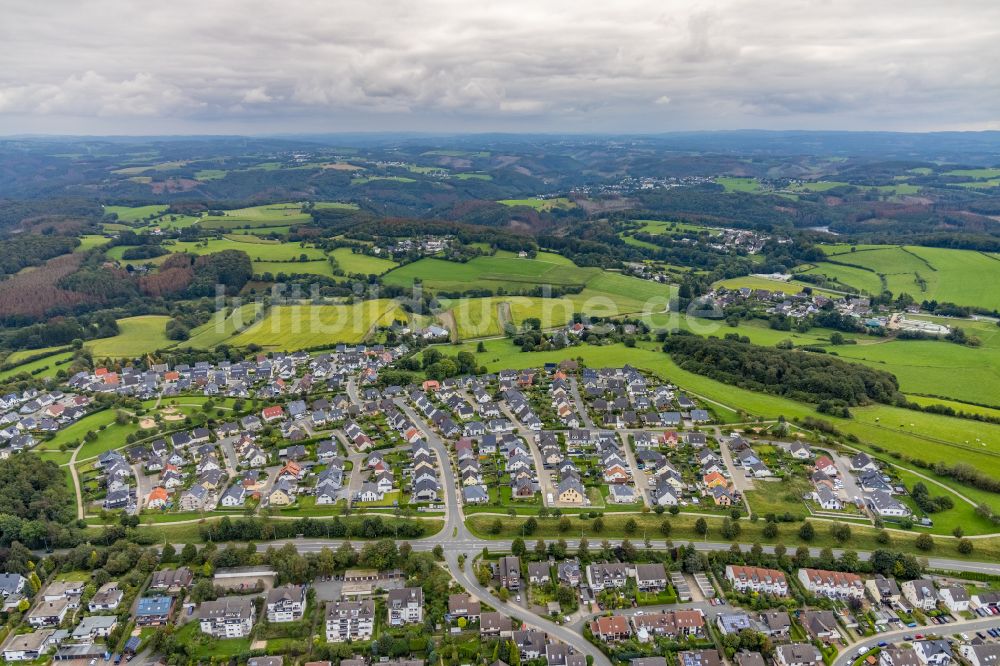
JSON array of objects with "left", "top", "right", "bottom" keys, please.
[
  {"left": 86, "top": 316, "right": 172, "bottom": 358},
  {"left": 330, "top": 247, "right": 398, "bottom": 275},
  {"left": 252, "top": 260, "right": 335, "bottom": 277},
  {"left": 169, "top": 238, "right": 328, "bottom": 261},
  {"left": 183, "top": 303, "right": 265, "bottom": 349},
  {"left": 449, "top": 297, "right": 505, "bottom": 338},
  {"left": 0, "top": 350, "right": 75, "bottom": 381},
  {"left": 714, "top": 275, "right": 833, "bottom": 297},
  {"left": 795, "top": 262, "right": 884, "bottom": 295},
  {"left": 715, "top": 177, "right": 761, "bottom": 193},
  {"left": 382, "top": 254, "right": 600, "bottom": 292},
  {"left": 352, "top": 175, "right": 416, "bottom": 184},
  {"left": 944, "top": 168, "right": 1000, "bottom": 179},
  {"left": 813, "top": 245, "right": 1000, "bottom": 309},
  {"left": 229, "top": 300, "right": 406, "bottom": 349},
  {"left": 498, "top": 197, "right": 575, "bottom": 211},
  {"left": 104, "top": 204, "right": 169, "bottom": 222},
  {"left": 76, "top": 235, "right": 111, "bottom": 252}
]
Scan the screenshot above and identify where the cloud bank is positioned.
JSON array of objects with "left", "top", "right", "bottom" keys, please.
[{"left": 1, "top": 0, "right": 998, "bottom": 133}]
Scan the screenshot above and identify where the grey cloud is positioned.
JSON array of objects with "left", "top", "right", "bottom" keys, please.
[{"left": 0, "top": 0, "right": 998, "bottom": 133}]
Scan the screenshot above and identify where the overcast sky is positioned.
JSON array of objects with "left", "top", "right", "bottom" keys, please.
[{"left": 1, "top": 0, "right": 998, "bottom": 135}]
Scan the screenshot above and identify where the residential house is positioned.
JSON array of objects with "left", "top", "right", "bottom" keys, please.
[
  {"left": 725, "top": 565, "right": 788, "bottom": 596},
  {"left": 135, "top": 595, "right": 173, "bottom": 626},
  {"left": 776, "top": 644, "right": 823, "bottom": 666},
  {"left": 325, "top": 600, "right": 376, "bottom": 642},
  {"left": 266, "top": 585, "right": 306, "bottom": 622},
  {"left": 199, "top": 596, "right": 256, "bottom": 638},
  {"left": 797, "top": 568, "right": 864, "bottom": 600},
  {"left": 902, "top": 579, "right": 938, "bottom": 612},
  {"left": 386, "top": 588, "right": 424, "bottom": 626}
]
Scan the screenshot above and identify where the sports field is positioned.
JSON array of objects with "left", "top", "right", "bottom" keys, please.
[
  {"left": 228, "top": 300, "right": 406, "bottom": 349},
  {"left": 86, "top": 315, "right": 172, "bottom": 358},
  {"left": 330, "top": 247, "right": 399, "bottom": 275}
]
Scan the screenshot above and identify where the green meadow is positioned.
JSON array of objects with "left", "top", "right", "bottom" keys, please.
[
  {"left": 104, "top": 204, "right": 169, "bottom": 222},
  {"left": 330, "top": 247, "right": 399, "bottom": 275},
  {"left": 498, "top": 197, "right": 575, "bottom": 211},
  {"left": 85, "top": 315, "right": 172, "bottom": 358},
  {"left": 813, "top": 245, "right": 1000, "bottom": 310},
  {"left": 229, "top": 300, "right": 406, "bottom": 349}
]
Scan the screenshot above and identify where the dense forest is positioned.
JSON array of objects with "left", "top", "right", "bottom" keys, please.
[
  {"left": 0, "top": 453, "right": 80, "bottom": 561},
  {"left": 663, "top": 333, "right": 901, "bottom": 408}
]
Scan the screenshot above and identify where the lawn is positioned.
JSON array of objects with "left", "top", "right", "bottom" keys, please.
[
  {"left": 86, "top": 315, "right": 172, "bottom": 358},
  {"left": 330, "top": 247, "right": 399, "bottom": 275},
  {"left": 229, "top": 300, "right": 406, "bottom": 349},
  {"left": 743, "top": 477, "right": 811, "bottom": 520}
]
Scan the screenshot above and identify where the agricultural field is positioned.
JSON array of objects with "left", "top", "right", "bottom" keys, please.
[
  {"left": 827, "top": 315, "right": 1000, "bottom": 406},
  {"left": 85, "top": 315, "right": 173, "bottom": 358},
  {"left": 182, "top": 302, "right": 265, "bottom": 349},
  {"left": 104, "top": 204, "right": 169, "bottom": 222},
  {"left": 497, "top": 197, "right": 575, "bottom": 211},
  {"left": 944, "top": 167, "right": 1000, "bottom": 179},
  {"left": 228, "top": 299, "right": 406, "bottom": 349},
  {"left": 168, "top": 237, "right": 328, "bottom": 261},
  {"left": 454, "top": 173, "right": 492, "bottom": 180},
  {"left": 813, "top": 245, "right": 1000, "bottom": 310},
  {"left": 794, "top": 261, "right": 884, "bottom": 295},
  {"left": 448, "top": 297, "right": 505, "bottom": 338},
  {"left": 0, "top": 350, "right": 75, "bottom": 381},
  {"left": 76, "top": 235, "right": 110, "bottom": 252},
  {"left": 351, "top": 175, "right": 416, "bottom": 184},
  {"left": 194, "top": 168, "right": 227, "bottom": 181},
  {"left": 713, "top": 275, "right": 835, "bottom": 297},
  {"left": 252, "top": 260, "right": 335, "bottom": 277},
  {"left": 381, "top": 254, "right": 600, "bottom": 292},
  {"left": 193, "top": 201, "right": 356, "bottom": 230},
  {"left": 330, "top": 247, "right": 399, "bottom": 275},
  {"left": 715, "top": 177, "right": 761, "bottom": 193}
]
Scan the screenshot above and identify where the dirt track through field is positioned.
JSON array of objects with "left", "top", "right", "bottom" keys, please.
[{"left": 496, "top": 301, "right": 512, "bottom": 333}]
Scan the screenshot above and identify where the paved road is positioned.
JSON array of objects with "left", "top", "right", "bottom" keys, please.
[
  {"left": 832, "top": 617, "right": 1000, "bottom": 666},
  {"left": 617, "top": 430, "right": 651, "bottom": 506},
  {"left": 568, "top": 377, "right": 595, "bottom": 429}
]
